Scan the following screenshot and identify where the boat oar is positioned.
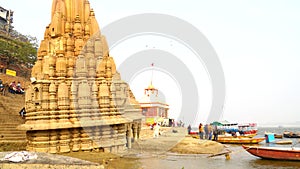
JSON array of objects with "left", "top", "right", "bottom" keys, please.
[{"left": 207, "top": 149, "right": 232, "bottom": 160}]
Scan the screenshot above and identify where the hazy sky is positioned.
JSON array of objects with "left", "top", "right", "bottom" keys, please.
[{"left": 1, "top": 0, "right": 300, "bottom": 126}]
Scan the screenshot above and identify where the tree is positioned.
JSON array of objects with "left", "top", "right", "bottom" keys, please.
[{"left": 0, "top": 34, "right": 38, "bottom": 68}]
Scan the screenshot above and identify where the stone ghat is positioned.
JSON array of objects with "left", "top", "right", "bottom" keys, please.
[{"left": 26, "top": 125, "right": 127, "bottom": 153}]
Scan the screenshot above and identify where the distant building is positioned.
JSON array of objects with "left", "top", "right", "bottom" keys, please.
[
  {"left": 139, "top": 82, "right": 169, "bottom": 123},
  {"left": 0, "top": 6, "right": 13, "bottom": 33}
]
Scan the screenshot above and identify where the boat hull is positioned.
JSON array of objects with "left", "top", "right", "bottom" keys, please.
[
  {"left": 283, "top": 133, "right": 300, "bottom": 138},
  {"left": 243, "top": 145, "right": 300, "bottom": 161},
  {"left": 217, "top": 137, "right": 265, "bottom": 144}
]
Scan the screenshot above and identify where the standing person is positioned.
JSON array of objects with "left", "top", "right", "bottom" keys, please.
[
  {"left": 213, "top": 125, "right": 219, "bottom": 141},
  {"left": 208, "top": 124, "right": 213, "bottom": 140},
  {"left": 153, "top": 123, "right": 160, "bottom": 138},
  {"left": 198, "top": 123, "right": 204, "bottom": 139},
  {"left": 204, "top": 124, "right": 209, "bottom": 139},
  {"left": 187, "top": 124, "right": 192, "bottom": 134}
]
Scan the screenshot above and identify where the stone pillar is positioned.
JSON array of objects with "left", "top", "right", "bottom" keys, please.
[
  {"left": 56, "top": 53, "right": 67, "bottom": 77},
  {"left": 93, "top": 126, "right": 101, "bottom": 151},
  {"left": 92, "top": 82, "right": 99, "bottom": 109},
  {"left": 71, "top": 128, "right": 80, "bottom": 152},
  {"left": 49, "top": 82, "right": 57, "bottom": 111},
  {"left": 78, "top": 80, "right": 92, "bottom": 109},
  {"left": 99, "top": 80, "right": 110, "bottom": 113},
  {"left": 126, "top": 123, "right": 132, "bottom": 149},
  {"left": 30, "top": 131, "right": 51, "bottom": 153},
  {"left": 137, "top": 122, "right": 141, "bottom": 139},
  {"left": 49, "top": 54, "right": 56, "bottom": 78},
  {"left": 66, "top": 36, "right": 75, "bottom": 77},
  {"left": 42, "top": 83, "right": 50, "bottom": 110},
  {"left": 70, "top": 81, "right": 78, "bottom": 111},
  {"left": 80, "top": 128, "right": 92, "bottom": 151},
  {"left": 100, "top": 126, "right": 113, "bottom": 152},
  {"left": 133, "top": 123, "right": 138, "bottom": 141},
  {"left": 57, "top": 81, "right": 70, "bottom": 110},
  {"left": 26, "top": 131, "right": 34, "bottom": 152},
  {"left": 111, "top": 125, "right": 118, "bottom": 153},
  {"left": 49, "top": 130, "right": 58, "bottom": 153},
  {"left": 59, "top": 129, "right": 71, "bottom": 153}
]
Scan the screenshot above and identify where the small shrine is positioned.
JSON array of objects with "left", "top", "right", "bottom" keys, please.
[
  {"left": 19, "top": 0, "right": 142, "bottom": 153},
  {"left": 139, "top": 75, "right": 169, "bottom": 124}
]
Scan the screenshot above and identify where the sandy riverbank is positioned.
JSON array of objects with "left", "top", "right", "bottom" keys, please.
[{"left": 0, "top": 126, "right": 225, "bottom": 169}]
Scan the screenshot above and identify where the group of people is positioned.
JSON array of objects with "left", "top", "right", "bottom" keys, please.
[
  {"left": 198, "top": 123, "right": 219, "bottom": 141},
  {"left": 187, "top": 123, "right": 219, "bottom": 141},
  {"left": 8, "top": 81, "right": 25, "bottom": 94}
]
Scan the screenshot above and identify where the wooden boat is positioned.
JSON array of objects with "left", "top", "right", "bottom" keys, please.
[
  {"left": 283, "top": 131, "right": 300, "bottom": 138},
  {"left": 216, "top": 137, "right": 265, "bottom": 144},
  {"left": 275, "top": 140, "right": 293, "bottom": 145},
  {"left": 243, "top": 145, "right": 300, "bottom": 161},
  {"left": 238, "top": 123, "right": 258, "bottom": 135}
]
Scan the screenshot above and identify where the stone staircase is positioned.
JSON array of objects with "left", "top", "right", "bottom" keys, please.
[{"left": 0, "top": 93, "right": 26, "bottom": 143}]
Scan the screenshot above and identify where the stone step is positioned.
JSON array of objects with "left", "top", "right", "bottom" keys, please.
[
  {"left": 0, "top": 116, "right": 22, "bottom": 120},
  {"left": 0, "top": 116, "right": 21, "bottom": 119},
  {"left": 0, "top": 133, "right": 25, "bottom": 137},
  {"left": 0, "top": 121, "right": 22, "bottom": 126},
  {"left": 0, "top": 128, "right": 25, "bottom": 131},
  {"left": 0, "top": 130, "right": 26, "bottom": 134},
  {"left": 0, "top": 136, "right": 26, "bottom": 142},
  {"left": 0, "top": 128, "right": 20, "bottom": 131},
  {"left": 0, "top": 119, "right": 24, "bottom": 123},
  {"left": 0, "top": 124, "right": 20, "bottom": 128},
  {"left": 0, "top": 137, "right": 26, "bottom": 141},
  {"left": 0, "top": 121, "right": 21, "bottom": 126},
  {"left": 0, "top": 132, "right": 25, "bottom": 136},
  {"left": 0, "top": 132, "right": 26, "bottom": 136},
  {"left": 0, "top": 114, "right": 23, "bottom": 118},
  {"left": 0, "top": 139, "right": 27, "bottom": 143},
  {"left": 0, "top": 123, "right": 21, "bottom": 126},
  {"left": 0, "top": 117, "right": 24, "bottom": 120}
]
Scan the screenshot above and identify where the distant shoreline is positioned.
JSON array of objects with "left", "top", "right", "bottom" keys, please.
[{"left": 258, "top": 125, "right": 300, "bottom": 128}]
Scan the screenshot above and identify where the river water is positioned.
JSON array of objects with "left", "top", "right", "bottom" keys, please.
[{"left": 130, "top": 127, "right": 300, "bottom": 169}]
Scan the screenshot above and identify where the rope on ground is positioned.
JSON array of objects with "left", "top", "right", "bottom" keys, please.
[{"left": 207, "top": 146, "right": 251, "bottom": 158}]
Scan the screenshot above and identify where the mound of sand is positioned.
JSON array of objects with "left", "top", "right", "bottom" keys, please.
[{"left": 170, "top": 136, "right": 225, "bottom": 154}]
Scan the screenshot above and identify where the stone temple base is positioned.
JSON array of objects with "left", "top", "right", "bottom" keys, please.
[{"left": 26, "top": 124, "right": 127, "bottom": 153}]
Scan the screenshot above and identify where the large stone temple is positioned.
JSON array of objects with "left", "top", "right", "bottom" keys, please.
[{"left": 18, "top": 0, "right": 143, "bottom": 153}]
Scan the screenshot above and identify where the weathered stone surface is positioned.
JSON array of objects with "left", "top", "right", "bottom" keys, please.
[{"left": 19, "top": 0, "right": 143, "bottom": 153}]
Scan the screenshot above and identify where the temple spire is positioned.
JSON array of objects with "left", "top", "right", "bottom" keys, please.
[{"left": 22, "top": 0, "right": 143, "bottom": 154}]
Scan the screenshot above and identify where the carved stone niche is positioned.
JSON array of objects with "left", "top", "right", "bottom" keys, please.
[{"left": 33, "top": 85, "right": 43, "bottom": 111}]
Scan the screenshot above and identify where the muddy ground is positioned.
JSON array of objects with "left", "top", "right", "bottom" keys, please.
[{"left": 0, "top": 127, "right": 225, "bottom": 169}]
